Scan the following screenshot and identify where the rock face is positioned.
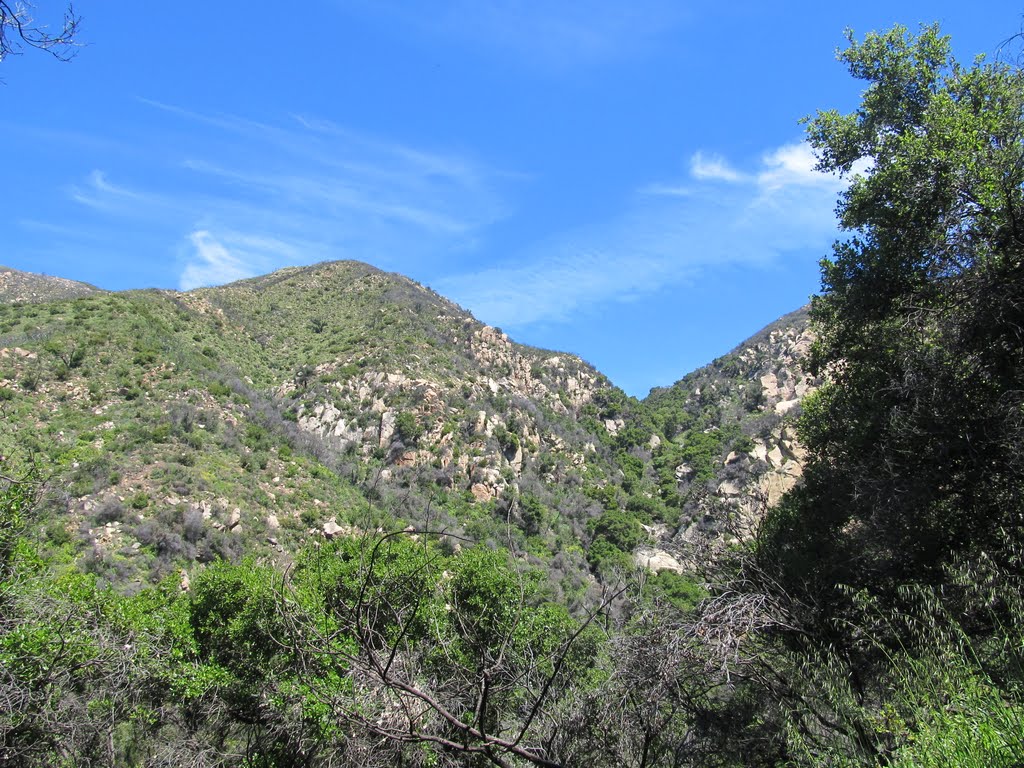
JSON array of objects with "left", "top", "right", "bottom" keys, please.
[
  {"left": 635, "top": 547, "right": 685, "bottom": 574},
  {"left": 644, "top": 307, "right": 820, "bottom": 555},
  {"left": 0, "top": 259, "right": 820, "bottom": 591},
  {"left": 288, "top": 320, "right": 617, "bottom": 503}
]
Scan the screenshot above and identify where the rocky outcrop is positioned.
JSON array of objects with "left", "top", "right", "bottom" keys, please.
[
  {"left": 288, "top": 322, "right": 615, "bottom": 503},
  {"left": 645, "top": 308, "right": 821, "bottom": 557},
  {"left": 0, "top": 266, "right": 101, "bottom": 304}
]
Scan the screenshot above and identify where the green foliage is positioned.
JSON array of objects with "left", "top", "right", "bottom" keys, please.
[
  {"left": 732, "top": 25, "right": 1024, "bottom": 768},
  {"left": 791, "top": 23, "right": 1024, "bottom": 588},
  {"left": 0, "top": 461, "right": 39, "bottom": 580},
  {"left": 586, "top": 509, "right": 646, "bottom": 576},
  {"left": 493, "top": 422, "right": 520, "bottom": 453},
  {"left": 590, "top": 509, "right": 645, "bottom": 553},
  {"left": 393, "top": 410, "right": 423, "bottom": 446},
  {"left": 885, "top": 659, "right": 1024, "bottom": 768},
  {"left": 189, "top": 560, "right": 285, "bottom": 679},
  {"left": 127, "top": 491, "right": 150, "bottom": 510},
  {"left": 519, "top": 492, "right": 548, "bottom": 536},
  {"left": 648, "top": 570, "right": 707, "bottom": 613},
  {"left": 207, "top": 379, "right": 232, "bottom": 398}
]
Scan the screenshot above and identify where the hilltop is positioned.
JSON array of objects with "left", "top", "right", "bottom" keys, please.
[
  {"left": 0, "top": 260, "right": 815, "bottom": 595},
  {"left": 0, "top": 261, "right": 670, "bottom": 595},
  {"left": 0, "top": 265, "right": 102, "bottom": 303}
]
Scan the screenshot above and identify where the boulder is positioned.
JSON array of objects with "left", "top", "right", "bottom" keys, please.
[{"left": 470, "top": 483, "right": 493, "bottom": 502}]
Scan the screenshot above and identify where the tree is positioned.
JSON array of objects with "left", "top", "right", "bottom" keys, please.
[
  {"left": 283, "top": 532, "right": 612, "bottom": 767},
  {"left": 0, "top": 1, "right": 81, "bottom": 64},
  {"left": 760, "top": 24, "right": 1024, "bottom": 595}
]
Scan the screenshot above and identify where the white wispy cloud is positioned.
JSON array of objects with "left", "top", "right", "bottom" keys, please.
[
  {"left": 437, "top": 248, "right": 680, "bottom": 327},
  {"left": 179, "top": 231, "right": 260, "bottom": 291},
  {"left": 437, "top": 140, "right": 845, "bottom": 330},
  {"left": 756, "top": 142, "right": 836, "bottom": 191},
  {"left": 68, "top": 170, "right": 162, "bottom": 213},
  {"left": 65, "top": 104, "right": 508, "bottom": 289},
  {"left": 689, "top": 151, "right": 746, "bottom": 183}
]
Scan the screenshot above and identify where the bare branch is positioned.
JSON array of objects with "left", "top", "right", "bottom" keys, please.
[{"left": 0, "top": 1, "right": 82, "bottom": 64}]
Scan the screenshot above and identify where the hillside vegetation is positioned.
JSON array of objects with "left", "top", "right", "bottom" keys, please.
[{"left": 1, "top": 24, "right": 1022, "bottom": 767}]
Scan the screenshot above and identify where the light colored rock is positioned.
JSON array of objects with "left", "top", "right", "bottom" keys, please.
[
  {"left": 604, "top": 418, "right": 624, "bottom": 436},
  {"left": 767, "top": 446, "right": 785, "bottom": 468},
  {"left": 379, "top": 411, "right": 397, "bottom": 447},
  {"left": 395, "top": 450, "right": 418, "bottom": 467},
  {"left": 675, "top": 463, "right": 695, "bottom": 480},
  {"left": 718, "top": 479, "right": 743, "bottom": 496},
  {"left": 266, "top": 514, "right": 280, "bottom": 530},
  {"left": 636, "top": 548, "right": 686, "bottom": 573},
  {"left": 760, "top": 471, "right": 799, "bottom": 507},
  {"left": 775, "top": 398, "right": 800, "bottom": 415},
  {"left": 474, "top": 467, "right": 503, "bottom": 485},
  {"left": 470, "top": 483, "right": 493, "bottom": 502},
  {"left": 508, "top": 444, "right": 523, "bottom": 473},
  {"left": 323, "top": 520, "right": 344, "bottom": 539},
  {"left": 227, "top": 508, "right": 241, "bottom": 529}
]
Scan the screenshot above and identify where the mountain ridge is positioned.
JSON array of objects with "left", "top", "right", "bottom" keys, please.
[{"left": 0, "top": 259, "right": 814, "bottom": 592}]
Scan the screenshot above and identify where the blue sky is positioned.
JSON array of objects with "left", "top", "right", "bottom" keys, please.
[{"left": 2, "top": 1, "right": 1018, "bottom": 396}]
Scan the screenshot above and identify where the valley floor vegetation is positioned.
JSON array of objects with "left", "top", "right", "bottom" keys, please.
[{"left": 2, "top": 23, "right": 1023, "bottom": 767}]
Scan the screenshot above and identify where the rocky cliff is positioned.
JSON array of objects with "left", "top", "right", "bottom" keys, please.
[{"left": 641, "top": 307, "right": 819, "bottom": 566}]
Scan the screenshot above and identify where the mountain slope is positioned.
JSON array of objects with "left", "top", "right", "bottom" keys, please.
[
  {"left": 0, "top": 261, "right": 650, "bottom": 598},
  {"left": 639, "top": 306, "right": 818, "bottom": 562},
  {"left": 0, "top": 265, "right": 102, "bottom": 303},
  {"left": 0, "top": 260, "right": 820, "bottom": 595}
]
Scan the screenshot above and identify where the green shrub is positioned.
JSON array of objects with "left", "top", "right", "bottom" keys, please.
[
  {"left": 394, "top": 412, "right": 422, "bottom": 445},
  {"left": 128, "top": 492, "right": 150, "bottom": 510}
]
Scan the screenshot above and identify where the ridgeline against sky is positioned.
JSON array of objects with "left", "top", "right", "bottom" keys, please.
[{"left": 1, "top": 1, "right": 1018, "bottom": 395}]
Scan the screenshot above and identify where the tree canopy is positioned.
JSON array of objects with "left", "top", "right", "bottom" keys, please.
[{"left": 761, "top": 24, "right": 1024, "bottom": 595}]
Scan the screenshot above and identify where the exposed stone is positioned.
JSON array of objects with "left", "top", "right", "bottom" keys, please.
[
  {"left": 775, "top": 398, "right": 800, "bottom": 415},
  {"left": 604, "top": 418, "right": 623, "bottom": 436},
  {"left": 379, "top": 411, "right": 397, "bottom": 447},
  {"left": 635, "top": 547, "right": 685, "bottom": 574},
  {"left": 470, "top": 483, "right": 493, "bottom": 502},
  {"left": 718, "top": 479, "right": 743, "bottom": 497},
  {"left": 394, "top": 450, "right": 419, "bottom": 467},
  {"left": 507, "top": 444, "right": 524, "bottom": 473},
  {"left": 675, "top": 463, "right": 695, "bottom": 480}
]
